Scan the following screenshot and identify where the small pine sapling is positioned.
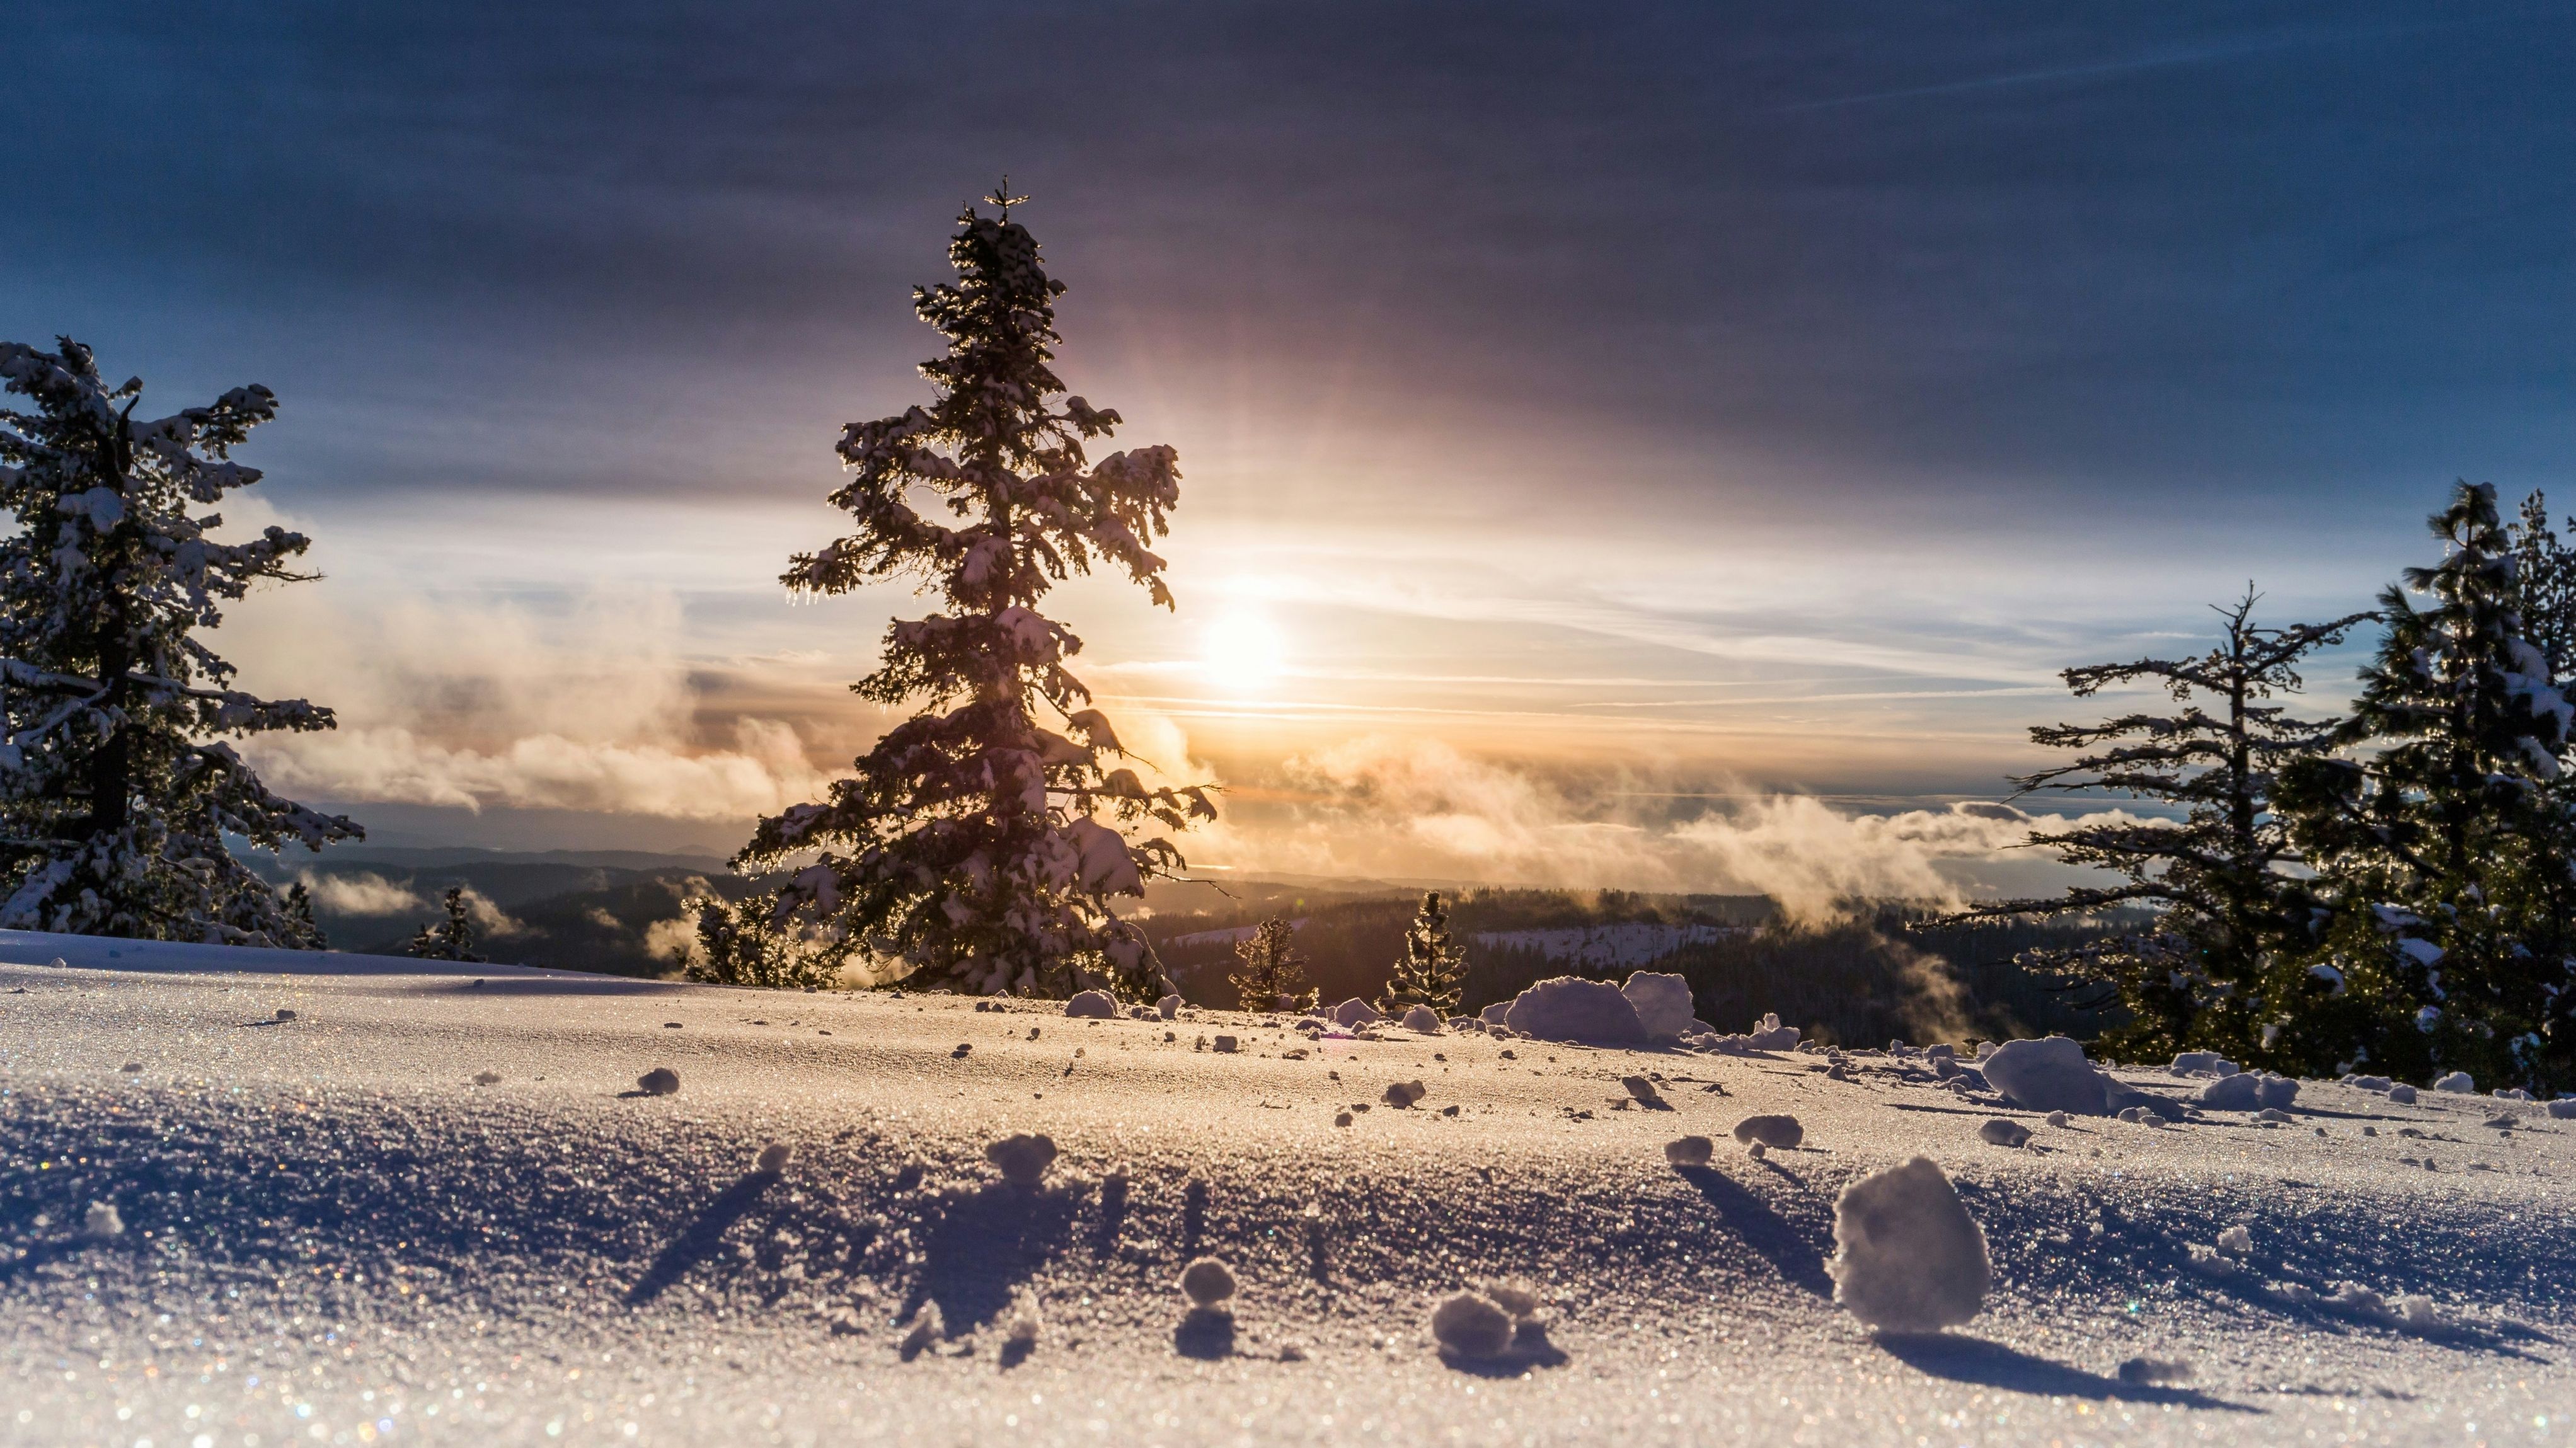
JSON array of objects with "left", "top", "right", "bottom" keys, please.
[
  {"left": 1383, "top": 890, "right": 1465, "bottom": 1017},
  {"left": 405, "top": 887, "right": 486, "bottom": 964},
  {"left": 737, "top": 188, "right": 1214, "bottom": 1001},
  {"left": 682, "top": 890, "right": 854, "bottom": 991},
  {"left": 1228, "top": 916, "right": 1314, "bottom": 1011}
]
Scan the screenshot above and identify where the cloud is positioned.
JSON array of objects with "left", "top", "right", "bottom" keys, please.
[
  {"left": 292, "top": 870, "right": 427, "bottom": 917},
  {"left": 1192, "top": 733, "right": 2144, "bottom": 922},
  {"left": 643, "top": 916, "right": 698, "bottom": 963},
  {"left": 246, "top": 716, "right": 831, "bottom": 820}
]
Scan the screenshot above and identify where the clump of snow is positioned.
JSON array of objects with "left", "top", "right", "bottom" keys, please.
[
  {"left": 2548, "top": 1100, "right": 2576, "bottom": 1120},
  {"left": 1620, "top": 1075, "right": 1666, "bottom": 1108},
  {"left": 1621, "top": 972, "right": 1698, "bottom": 1040},
  {"left": 1746, "top": 1141, "right": 1768, "bottom": 1159},
  {"left": 1827, "top": 1157, "right": 1989, "bottom": 1333},
  {"left": 2170, "top": 1052, "right": 2238, "bottom": 1077},
  {"left": 1665, "top": 1135, "right": 1713, "bottom": 1166},
  {"left": 1502, "top": 977, "right": 1646, "bottom": 1043},
  {"left": 1212, "top": 1035, "right": 1239, "bottom": 1053},
  {"left": 986, "top": 1132, "right": 1057, "bottom": 1187},
  {"left": 2388, "top": 1084, "right": 2419, "bottom": 1103},
  {"left": 471, "top": 1071, "right": 501, "bottom": 1086},
  {"left": 1331, "top": 998, "right": 1383, "bottom": 1028},
  {"left": 1982, "top": 1037, "right": 2113, "bottom": 1115},
  {"left": 756, "top": 1141, "right": 792, "bottom": 1174},
  {"left": 1383, "top": 1081, "right": 1427, "bottom": 1108},
  {"left": 1481, "top": 1280, "right": 1543, "bottom": 1319},
  {"left": 1430, "top": 1290, "right": 1517, "bottom": 1359},
  {"left": 2197, "top": 1072, "right": 2297, "bottom": 1110},
  {"left": 1064, "top": 991, "right": 1116, "bottom": 1019},
  {"left": 1003, "top": 1292, "right": 1042, "bottom": 1359},
  {"left": 2434, "top": 1071, "right": 2475, "bottom": 1093},
  {"left": 83, "top": 1201, "right": 122, "bottom": 1240},
  {"left": 1478, "top": 1002, "right": 1509, "bottom": 1026},
  {"left": 1747, "top": 1011, "right": 1800, "bottom": 1052},
  {"left": 2117, "top": 1357, "right": 2194, "bottom": 1385},
  {"left": 1156, "top": 993, "right": 1181, "bottom": 1020},
  {"left": 900, "top": 1303, "right": 943, "bottom": 1359},
  {"left": 1732, "top": 1114, "right": 1803, "bottom": 1149},
  {"left": 2253, "top": 1106, "right": 2295, "bottom": 1124},
  {"left": 2217, "top": 1224, "right": 2253, "bottom": 1256},
  {"left": 2494, "top": 1088, "right": 2531, "bottom": 1101},
  {"left": 1400, "top": 1004, "right": 1442, "bottom": 1033},
  {"left": 2045, "top": 1110, "right": 2070, "bottom": 1128},
  {"left": 637, "top": 1067, "right": 681, "bottom": 1096},
  {"left": 273, "top": 1008, "right": 297, "bottom": 1022},
  {"left": 1180, "top": 1256, "right": 1236, "bottom": 1307},
  {"left": 1977, "top": 1118, "right": 2030, "bottom": 1147}
]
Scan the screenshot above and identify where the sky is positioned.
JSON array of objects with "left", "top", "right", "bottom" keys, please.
[{"left": 7, "top": 1, "right": 2575, "bottom": 897}]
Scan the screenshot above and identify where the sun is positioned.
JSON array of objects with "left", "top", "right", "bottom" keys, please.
[{"left": 1200, "top": 609, "right": 1290, "bottom": 694}]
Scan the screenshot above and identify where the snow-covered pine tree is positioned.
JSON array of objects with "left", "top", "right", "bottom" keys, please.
[
  {"left": 1943, "top": 589, "right": 2371, "bottom": 1069},
  {"left": 2509, "top": 490, "right": 2576, "bottom": 682},
  {"left": 2280, "top": 482, "right": 2576, "bottom": 1091},
  {"left": 0, "top": 339, "right": 357, "bottom": 946},
  {"left": 405, "top": 886, "right": 485, "bottom": 963},
  {"left": 1228, "top": 916, "right": 1313, "bottom": 1012},
  {"left": 735, "top": 189, "right": 1214, "bottom": 1001},
  {"left": 1382, "top": 890, "right": 1464, "bottom": 1016}
]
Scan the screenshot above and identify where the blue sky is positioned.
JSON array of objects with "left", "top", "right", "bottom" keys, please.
[{"left": 6, "top": 1, "right": 2573, "bottom": 889}]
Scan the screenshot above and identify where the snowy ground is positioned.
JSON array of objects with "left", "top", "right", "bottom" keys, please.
[{"left": 0, "top": 933, "right": 2569, "bottom": 1447}]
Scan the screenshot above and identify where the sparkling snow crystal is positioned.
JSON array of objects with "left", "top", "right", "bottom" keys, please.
[{"left": 1827, "top": 1157, "right": 1990, "bottom": 1333}]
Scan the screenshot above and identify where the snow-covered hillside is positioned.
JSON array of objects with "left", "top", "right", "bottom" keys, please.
[{"left": 0, "top": 934, "right": 2566, "bottom": 1446}]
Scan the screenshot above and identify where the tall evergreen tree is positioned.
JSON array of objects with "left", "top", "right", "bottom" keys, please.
[
  {"left": 1383, "top": 890, "right": 1465, "bottom": 1016},
  {"left": 1228, "top": 916, "right": 1312, "bottom": 1012},
  {"left": 737, "top": 190, "right": 1212, "bottom": 1001},
  {"left": 2280, "top": 482, "right": 2576, "bottom": 1089},
  {"left": 1945, "top": 589, "right": 2370, "bottom": 1066},
  {"left": 0, "top": 339, "right": 356, "bottom": 945}
]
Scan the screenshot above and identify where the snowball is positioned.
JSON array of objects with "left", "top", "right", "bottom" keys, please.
[
  {"left": 637, "top": 1067, "right": 681, "bottom": 1096},
  {"left": 2388, "top": 1084, "right": 2419, "bottom": 1104},
  {"left": 756, "top": 1141, "right": 792, "bottom": 1174},
  {"left": 1620, "top": 1075, "right": 1666, "bottom": 1107},
  {"left": 1064, "top": 991, "right": 1117, "bottom": 1019},
  {"left": 1156, "top": 993, "right": 1182, "bottom": 1019},
  {"left": 1334, "top": 1111, "right": 1353, "bottom": 1127},
  {"left": 2255, "top": 1076, "right": 2299, "bottom": 1109},
  {"left": 1827, "top": 1157, "right": 1989, "bottom": 1333},
  {"left": 1732, "top": 1114, "right": 1803, "bottom": 1149},
  {"left": 2044, "top": 1110, "right": 2070, "bottom": 1128},
  {"left": 2549, "top": 1100, "right": 2576, "bottom": 1120},
  {"left": 2434, "top": 1071, "right": 2475, "bottom": 1093},
  {"left": 2495, "top": 1088, "right": 2532, "bottom": 1101},
  {"left": 1400, "top": 1004, "right": 1442, "bottom": 1033},
  {"left": 2194, "top": 1072, "right": 2262, "bottom": 1110},
  {"left": 1481, "top": 1280, "right": 1541, "bottom": 1318},
  {"left": 2170, "top": 1052, "right": 2238, "bottom": 1077},
  {"left": 1478, "top": 1002, "right": 1510, "bottom": 1026},
  {"left": 1982, "top": 1037, "right": 2112, "bottom": 1115},
  {"left": 986, "top": 1132, "right": 1057, "bottom": 1187},
  {"left": 1179, "top": 1256, "right": 1236, "bottom": 1307},
  {"left": 1430, "top": 1291, "right": 1515, "bottom": 1358},
  {"left": 2347, "top": 1075, "right": 2393, "bottom": 1092},
  {"left": 1502, "top": 977, "right": 1647, "bottom": 1043},
  {"left": 273, "top": 1008, "right": 297, "bottom": 1021},
  {"left": 2117, "top": 1357, "right": 2194, "bottom": 1385},
  {"left": 1977, "top": 1118, "right": 2030, "bottom": 1147},
  {"left": 1212, "top": 1035, "right": 1239, "bottom": 1053},
  {"left": 1621, "top": 972, "right": 1698, "bottom": 1039},
  {"left": 1330, "top": 998, "right": 1383, "bottom": 1028},
  {"left": 83, "top": 1201, "right": 123, "bottom": 1240},
  {"left": 2216, "top": 1224, "right": 2253, "bottom": 1256},
  {"left": 471, "top": 1071, "right": 502, "bottom": 1086},
  {"left": 1383, "top": 1080, "right": 1427, "bottom": 1108},
  {"left": 1665, "top": 1135, "right": 1713, "bottom": 1166}
]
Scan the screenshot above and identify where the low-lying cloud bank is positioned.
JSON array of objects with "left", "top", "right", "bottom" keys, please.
[{"left": 1193, "top": 735, "right": 2141, "bottom": 922}]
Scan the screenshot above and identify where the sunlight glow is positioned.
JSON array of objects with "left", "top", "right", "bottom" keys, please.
[{"left": 1200, "top": 609, "right": 1291, "bottom": 694}]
